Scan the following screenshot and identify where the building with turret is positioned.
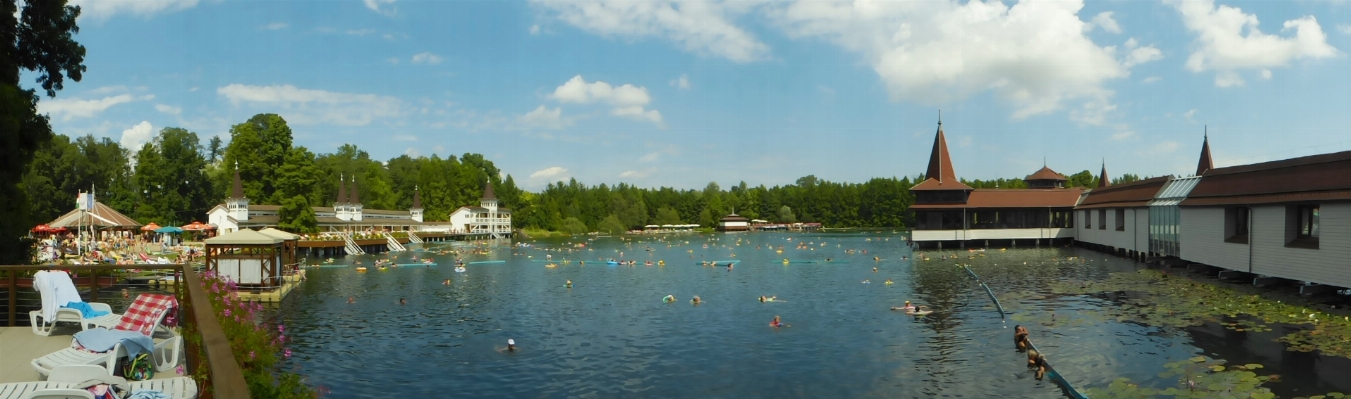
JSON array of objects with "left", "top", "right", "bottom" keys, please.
[
  {"left": 207, "top": 167, "right": 437, "bottom": 233},
  {"left": 448, "top": 181, "right": 512, "bottom": 238}
]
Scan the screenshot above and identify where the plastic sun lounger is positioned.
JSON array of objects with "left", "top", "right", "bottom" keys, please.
[
  {"left": 32, "top": 295, "right": 182, "bottom": 379},
  {"left": 29, "top": 303, "right": 116, "bottom": 337},
  {"left": 0, "top": 365, "right": 198, "bottom": 399}
]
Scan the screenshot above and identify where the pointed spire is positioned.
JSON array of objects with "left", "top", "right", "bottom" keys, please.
[
  {"left": 924, "top": 116, "right": 959, "bottom": 184},
  {"left": 482, "top": 179, "right": 497, "bottom": 200},
  {"left": 1098, "top": 158, "right": 1110, "bottom": 188},
  {"left": 336, "top": 174, "right": 347, "bottom": 205},
  {"left": 411, "top": 185, "right": 423, "bottom": 210},
  {"left": 230, "top": 161, "right": 244, "bottom": 200},
  {"left": 349, "top": 178, "right": 360, "bottom": 205},
  {"left": 1197, "top": 127, "right": 1214, "bottom": 176}
]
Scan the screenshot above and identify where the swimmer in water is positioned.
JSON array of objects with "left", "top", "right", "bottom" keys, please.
[
  {"left": 1028, "top": 349, "right": 1048, "bottom": 380},
  {"left": 891, "top": 300, "right": 917, "bottom": 312},
  {"left": 348, "top": 296, "right": 355, "bottom": 304},
  {"left": 691, "top": 296, "right": 702, "bottom": 305},
  {"left": 1014, "top": 325, "right": 1030, "bottom": 350},
  {"left": 873, "top": 267, "right": 878, "bottom": 273},
  {"left": 399, "top": 297, "right": 407, "bottom": 305},
  {"left": 506, "top": 339, "right": 517, "bottom": 352},
  {"left": 759, "top": 295, "right": 766, "bottom": 302},
  {"left": 663, "top": 294, "right": 676, "bottom": 303},
  {"left": 770, "top": 315, "right": 784, "bottom": 328},
  {"left": 566, "top": 280, "right": 572, "bottom": 288}
]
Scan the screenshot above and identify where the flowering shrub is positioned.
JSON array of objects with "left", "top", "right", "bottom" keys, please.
[{"left": 189, "top": 270, "right": 322, "bottom": 398}]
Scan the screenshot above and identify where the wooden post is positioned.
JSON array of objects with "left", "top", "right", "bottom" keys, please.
[{"left": 8, "top": 271, "right": 16, "bottom": 326}]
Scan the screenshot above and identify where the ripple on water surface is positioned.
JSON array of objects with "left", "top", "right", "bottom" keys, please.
[{"left": 271, "top": 233, "right": 1321, "bottom": 398}]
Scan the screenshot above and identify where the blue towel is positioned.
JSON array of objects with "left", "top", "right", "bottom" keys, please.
[
  {"left": 74, "top": 328, "right": 155, "bottom": 358},
  {"left": 62, "top": 301, "right": 111, "bottom": 319},
  {"left": 126, "top": 390, "right": 170, "bottom": 399}
]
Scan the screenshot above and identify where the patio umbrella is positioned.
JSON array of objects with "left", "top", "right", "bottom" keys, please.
[
  {"left": 31, "top": 224, "right": 50, "bottom": 233},
  {"left": 155, "top": 226, "right": 184, "bottom": 234},
  {"left": 141, "top": 222, "right": 161, "bottom": 232},
  {"left": 182, "top": 221, "right": 213, "bottom": 231}
]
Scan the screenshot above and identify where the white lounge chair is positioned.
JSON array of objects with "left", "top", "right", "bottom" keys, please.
[
  {"left": 32, "top": 294, "right": 182, "bottom": 379},
  {"left": 0, "top": 365, "right": 198, "bottom": 399},
  {"left": 29, "top": 271, "right": 116, "bottom": 336}
]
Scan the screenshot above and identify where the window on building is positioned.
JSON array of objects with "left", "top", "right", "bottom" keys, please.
[
  {"left": 1285, "top": 205, "right": 1319, "bottom": 249},
  {"left": 1083, "top": 210, "right": 1090, "bottom": 229},
  {"left": 1115, "top": 209, "right": 1126, "bottom": 231},
  {"left": 1098, "top": 209, "right": 1107, "bottom": 230},
  {"left": 1225, "top": 207, "right": 1249, "bottom": 244}
]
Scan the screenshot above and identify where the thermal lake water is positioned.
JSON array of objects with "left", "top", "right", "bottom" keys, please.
[{"left": 271, "top": 232, "right": 1350, "bottom": 398}]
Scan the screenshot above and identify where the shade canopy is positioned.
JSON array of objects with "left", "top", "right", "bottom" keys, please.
[
  {"left": 205, "top": 229, "right": 284, "bottom": 245},
  {"left": 182, "top": 221, "right": 214, "bottom": 231},
  {"left": 257, "top": 228, "right": 300, "bottom": 241},
  {"left": 155, "top": 226, "right": 184, "bottom": 234},
  {"left": 140, "top": 222, "right": 161, "bottom": 232},
  {"left": 49, "top": 201, "right": 142, "bottom": 229}
]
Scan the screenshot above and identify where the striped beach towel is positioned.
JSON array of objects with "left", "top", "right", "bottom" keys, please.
[{"left": 114, "top": 294, "right": 178, "bottom": 336}]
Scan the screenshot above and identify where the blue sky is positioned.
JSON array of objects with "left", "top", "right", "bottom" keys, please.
[{"left": 29, "top": 0, "right": 1351, "bottom": 189}]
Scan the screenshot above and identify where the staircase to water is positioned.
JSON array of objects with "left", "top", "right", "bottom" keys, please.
[
  {"left": 341, "top": 232, "right": 365, "bottom": 255},
  {"left": 383, "top": 232, "right": 407, "bottom": 252},
  {"left": 406, "top": 231, "right": 423, "bottom": 243}
]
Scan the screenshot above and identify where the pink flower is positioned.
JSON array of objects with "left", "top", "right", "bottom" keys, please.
[
  {"left": 249, "top": 351, "right": 255, "bottom": 360},
  {"left": 223, "top": 309, "right": 231, "bottom": 317},
  {"left": 278, "top": 324, "right": 285, "bottom": 333},
  {"left": 284, "top": 348, "right": 291, "bottom": 358}
]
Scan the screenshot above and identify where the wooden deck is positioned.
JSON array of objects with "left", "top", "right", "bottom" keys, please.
[
  {"left": 0, "top": 327, "right": 187, "bottom": 384},
  {"left": 235, "top": 270, "right": 305, "bottom": 303}
]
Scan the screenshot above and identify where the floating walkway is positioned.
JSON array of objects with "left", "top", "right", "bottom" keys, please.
[
  {"left": 236, "top": 270, "right": 305, "bottom": 303},
  {"left": 469, "top": 260, "right": 506, "bottom": 265}
]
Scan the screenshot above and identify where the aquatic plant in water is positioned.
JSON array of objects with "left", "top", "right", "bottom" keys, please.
[
  {"left": 1085, "top": 356, "right": 1346, "bottom": 399},
  {"left": 1049, "top": 270, "right": 1351, "bottom": 359}
]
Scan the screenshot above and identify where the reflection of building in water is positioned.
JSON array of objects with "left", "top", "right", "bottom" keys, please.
[
  {"left": 448, "top": 180, "right": 513, "bottom": 239},
  {"left": 908, "top": 118, "right": 1082, "bottom": 248}
]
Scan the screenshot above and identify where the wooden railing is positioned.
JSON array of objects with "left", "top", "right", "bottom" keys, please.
[{"left": 1, "top": 264, "right": 251, "bottom": 399}]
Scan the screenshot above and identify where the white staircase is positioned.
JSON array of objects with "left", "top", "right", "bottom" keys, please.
[
  {"left": 383, "top": 232, "right": 407, "bottom": 252},
  {"left": 341, "top": 232, "right": 365, "bottom": 255},
  {"left": 406, "top": 231, "right": 424, "bottom": 244}
]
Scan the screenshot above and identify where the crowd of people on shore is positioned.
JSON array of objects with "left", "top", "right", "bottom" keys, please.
[{"left": 31, "top": 230, "right": 199, "bottom": 265}]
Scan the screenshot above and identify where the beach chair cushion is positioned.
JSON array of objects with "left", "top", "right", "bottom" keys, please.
[{"left": 113, "top": 295, "right": 178, "bottom": 336}]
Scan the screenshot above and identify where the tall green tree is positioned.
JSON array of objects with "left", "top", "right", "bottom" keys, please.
[
  {"left": 1, "top": 0, "right": 86, "bottom": 263},
  {"left": 206, "top": 136, "right": 222, "bottom": 163},
  {"left": 598, "top": 214, "right": 626, "bottom": 234},
  {"left": 220, "top": 114, "right": 293, "bottom": 204},
  {"left": 132, "top": 127, "right": 212, "bottom": 225}
]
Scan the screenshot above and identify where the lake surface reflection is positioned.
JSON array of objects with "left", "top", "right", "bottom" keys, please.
[{"left": 271, "top": 232, "right": 1341, "bottom": 398}]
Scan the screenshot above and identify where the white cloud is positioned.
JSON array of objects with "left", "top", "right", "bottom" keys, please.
[
  {"left": 620, "top": 169, "right": 656, "bottom": 179},
  {"left": 669, "top": 74, "right": 691, "bottom": 90},
  {"left": 347, "top": 29, "right": 376, "bottom": 36},
  {"left": 530, "top": 24, "right": 541, "bottom": 35},
  {"left": 1110, "top": 130, "right": 1136, "bottom": 140},
  {"left": 120, "top": 121, "right": 154, "bottom": 152},
  {"left": 1184, "top": 109, "right": 1197, "bottom": 122},
  {"left": 404, "top": 147, "right": 420, "bottom": 157},
  {"left": 1090, "top": 11, "right": 1121, "bottom": 34},
  {"left": 1141, "top": 141, "right": 1180, "bottom": 155},
  {"left": 519, "top": 105, "right": 573, "bottom": 129},
  {"left": 217, "top": 84, "right": 403, "bottom": 126},
  {"left": 392, "top": 135, "right": 418, "bottom": 142},
  {"left": 1141, "top": 76, "right": 1162, "bottom": 84},
  {"left": 1122, "top": 38, "right": 1164, "bottom": 67},
  {"left": 387, "top": 57, "right": 400, "bottom": 65},
  {"left": 766, "top": 0, "right": 1151, "bottom": 124},
  {"left": 70, "top": 0, "right": 198, "bottom": 20},
  {"left": 39, "top": 93, "right": 154, "bottom": 121},
  {"left": 1260, "top": 69, "right": 1272, "bottom": 80},
  {"left": 154, "top": 104, "right": 182, "bottom": 116},
  {"left": 364, "top": 0, "right": 396, "bottom": 16},
  {"left": 1340, "top": 24, "right": 1351, "bottom": 35},
  {"left": 958, "top": 136, "right": 973, "bottom": 147},
  {"left": 529, "top": 166, "right": 569, "bottom": 183},
  {"left": 1168, "top": 0, "right": 1337, "bottom": 87},
  {"left": 550, "top": 75, "right": 663, "bottom": 125},
  {"left": 262, "top": 22, "right": 288, "bottom": 30},
  {"left": 532, "top": 1, "right": 770, "bottom": 63},
  {"left": 411, "top": 52, "right": 443, "bottom": 65}
]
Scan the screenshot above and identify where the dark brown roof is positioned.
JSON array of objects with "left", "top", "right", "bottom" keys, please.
[
  {"left": 1026, "top": 166, "right": 1067, "bottom": 181},
  {"left": 349, "top": 180, "right": 360, "bottom": 204},
  {"left": 249, "top": 205, "right": 281, "bottom": 212},
  {"left": 411, "top": 186, "right": 422, "bottom": 209},
  {"left": 910, "top": 188, "right": 1083, "bottom": 209},
  {"left": 230, "top": 169, "right": 245, "bottom": 199},
  {"left": 924, "top": 122, "right": 960, "bottom": 183},
  {"left": 483, "top": 180, "right": 496, "bottom": 200},
  {"left": 1182, "top": 149, "right": 1351, "bottom": 206},
  {"left": 312, "top": 206, "right": 334, "bottom": 213},
  {"left": 237, "top": 215, "right": 280, "bottom": 226},
  {"left": 911, "top": 177, "right": 974, "bottom": 191},
  {"left": 50, "top": 201, "right": 142, "bottom": 228},
  {"left": 1098, "top": 162, "right": 1110, "bottom": 188},
  {"left": 1076, "top": 176, "right": 1170, "bottom": 209},
  {"left": 362, "top": 209, "right": 409, "bottom": 216},
  {"left": 1197, "top": 134, "right": 1214, "bottom": 176},
  {"left": 720, "top": 214, "right": 749, "bottom": 222}
]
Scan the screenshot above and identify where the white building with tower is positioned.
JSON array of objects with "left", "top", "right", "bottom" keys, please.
[{"left": 448, "top": 181, "right": 512, "bottom": 238}]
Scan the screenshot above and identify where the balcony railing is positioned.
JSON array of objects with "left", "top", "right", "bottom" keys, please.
[{"left": 2, "top": 264, "right": 251, "bottom": 399}]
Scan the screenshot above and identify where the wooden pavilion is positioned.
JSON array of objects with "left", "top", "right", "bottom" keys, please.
[{"left": 204, "top": 230, "right": 284, "bottom": 288}]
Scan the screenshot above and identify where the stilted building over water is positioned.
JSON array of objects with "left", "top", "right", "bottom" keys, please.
[
  {"left": 1075, "top": 174, "right": 1170, "bottom": 260},
  {"left": 208, "top": 167, "right": 448, "bottom": 233},
  {"left": 448, "top": 180, "right": 513, "bottom": 239},
  {"left": 909, "top": 119, "right": 1083, "bottom": 248}
]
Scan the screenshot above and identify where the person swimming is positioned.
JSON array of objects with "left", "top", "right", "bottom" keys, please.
[
  {"left": 566, "top": 280, "right": 572, "bottom": 288},
  {"left": 891, "top": 300, "right": 917, "bottom": 312},
  {"left": 770, "top": 315, "right": 783, "bottom": 328},
  {"left": 506, "top": 339, "right": 517, "bottom": 352},
  {"left": 1014, "top": 325, "right": 1030, "bottom": 350},
  {"left": 399, "top": 297, "right": 407, "bottom": 305},
  {"left": 1027, "top": 349, "right": 1048, "bottom": 380},
  {"left": 873, "top": 267, "right": 878, "bottom": 272},
  {"left": 691, "top": 296, "right": 702, "bottom": 305},
  {"left": 663, "top": 294, "right": 676, "bottom": 303},
  {"left": 348, "top": 296, "right": 355, "bottom": 304}
]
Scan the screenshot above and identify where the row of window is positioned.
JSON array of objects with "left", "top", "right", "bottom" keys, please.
[
  {"left": 1081, "top": 209, "right": 1127, "bottom": 231},
  {"left": 1224, "top": 205, "right": 1319, "bottom": 249}
]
